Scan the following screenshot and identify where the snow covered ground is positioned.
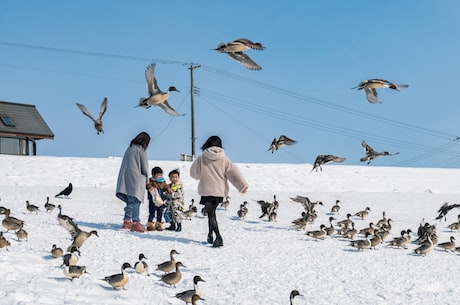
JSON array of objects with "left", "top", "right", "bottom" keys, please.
[{"left": 0, "top": 155, "right": 459, "bottom": 305}]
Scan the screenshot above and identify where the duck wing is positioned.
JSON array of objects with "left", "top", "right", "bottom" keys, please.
[
  {"left": 76, "top": 103, "right": 97, "bottom": 123},
  {"left": 145, "top": 63, "right": 161, "bottom": 95},
  {"left": 361, "top": 141, "right": 377, "bottom": 156},
  {"left": 364, "top": 87, "right": 379, "bottom": 103},
  {"left": 227, "top": 52, "right": 261, "bottom": 70},
  {"left": 96, "top": 98, "right": 108, "bottom": 121},
  {"left": 156, "top": 101, "right": 184, "bottom": 117},
  {"left": 277, "top": 135, "right": 297, "bottom": 146}
]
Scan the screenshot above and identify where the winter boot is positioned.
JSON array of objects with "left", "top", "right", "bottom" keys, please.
[
  {"left": 131, "top": 222, "right": 146, "bottom": 233},
  {"left": 213, "top": 235, "right": 223, "bottom": 247},
  {"left": 122, "top": 220, "right": 133, "bottom": 230},
  {"left": 175, "top": 222, "right": 182, "bottom": 232},
  {"left": 207, "top": 233, "right": 214, "bottom": 244},
  {"left": 155, "top": 221, "right": 163, "bottom": 232},
  {"left": 165, "top": 222, "right": 176, "bottom": 231},
  {"left": 146, "top": 221, "right": 155, "bottom": 231}
]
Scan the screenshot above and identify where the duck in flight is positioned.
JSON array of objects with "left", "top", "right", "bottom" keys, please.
[
  {"left": 352, "top": 79, "right": 409, "bottom": 104},
  {"left": 215, "top": 38, "right": 264, "bottom": 70}
]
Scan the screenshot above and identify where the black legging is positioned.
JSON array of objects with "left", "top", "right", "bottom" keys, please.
[{"left": 200, "top": 196, "right": 223, "bottom": 237}]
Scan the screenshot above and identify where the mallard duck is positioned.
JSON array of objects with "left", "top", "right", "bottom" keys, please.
[
  {"left": 138, "top": 63, "right": 183, "bottom": 116},
  {"left": 76, "top": 97, "right": 108, "bottom": 134}
]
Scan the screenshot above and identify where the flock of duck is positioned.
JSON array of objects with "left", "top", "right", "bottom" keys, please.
[
  {"left": 73, "top": 38, "right": 408, "bottom": 169},
  {"left": 0, "top": 196, "right": 209, "bottom": 304},
  {"left": 284, "top": 195, "right": 460, "bottom": 255}
]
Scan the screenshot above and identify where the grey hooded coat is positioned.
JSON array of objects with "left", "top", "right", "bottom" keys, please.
[{"left": 116, "top": 144, "right": 149, "bottom": 203}]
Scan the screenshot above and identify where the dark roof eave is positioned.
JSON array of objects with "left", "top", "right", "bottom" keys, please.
[{"left": 0, "top": 131, "right": 54, "bottom": 140}]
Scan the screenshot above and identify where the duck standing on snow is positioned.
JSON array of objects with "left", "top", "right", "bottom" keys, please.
[
  {"left": 63, "top": 265, "right": 87, "bottom": 281},
  {"left": 352, "top": 78, "right": 409, "bottom": 104},
  {"left": 159, "top": 261, "right": 185, "bottom": 288},
  {"left": 101, "top": 262, "right": 133, "bottom": 290},
  {"left": 26, "top": 200, "right": 39, "bottom": 214},
  {"left": 44, "top": 196, "right": 56, "bottom": 212},
  {"left": 215, "top": 38, "right": 264, "bottom": 70},
  {"left": 134, "top": 253, "right": 149, "bottom": 276},
  {"left": 51, "top": 244, "right": 64, "bottom": 258},
  {"left": 175, "top": 275, "right": 205, "bottom": 304},
  {"left": 138, "top": 63, "right": 183, "bottom": 116},
  {"left": 76, "top": 97, "right": 107, "bottom": 134},
  {"left": 156, "top": 249, "right": 180, "bottom": 274}
]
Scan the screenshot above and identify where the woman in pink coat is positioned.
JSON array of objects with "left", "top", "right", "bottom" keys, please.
[{"left": 190, "top": 135, "right": 248, "bottom": 247}]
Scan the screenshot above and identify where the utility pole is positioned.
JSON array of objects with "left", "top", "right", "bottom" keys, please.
[{"left": 189, "top": 64, "right": 201, "bottom": 158}]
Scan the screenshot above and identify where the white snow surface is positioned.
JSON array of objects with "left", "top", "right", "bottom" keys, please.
[{"left": 0, "top": 155, "right": 459, "bottom": 305}]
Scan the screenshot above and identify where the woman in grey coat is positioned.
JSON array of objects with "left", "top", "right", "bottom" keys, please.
[
  {"left": 190, "top": 135, "right": 248, "bottom": 247},
  {"left": 116, "top": 131, "right": 150, "bottom": 233}
]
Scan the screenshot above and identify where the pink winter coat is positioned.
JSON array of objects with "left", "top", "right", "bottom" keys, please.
[{"left": 190, "top": 146, "right": 248, "bottom": 197}]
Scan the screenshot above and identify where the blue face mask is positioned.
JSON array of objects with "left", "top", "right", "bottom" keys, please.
[{"left": 153, "top": 177, "right": 165, "bottom": 183}]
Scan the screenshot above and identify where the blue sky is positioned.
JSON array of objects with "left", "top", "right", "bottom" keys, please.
[{"left": 1, "top": 1, "right": 459, "bottom": 168}]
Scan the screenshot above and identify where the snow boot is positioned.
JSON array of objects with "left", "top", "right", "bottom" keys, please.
[
  {"left": 175, "top": 222, "right": 182, "bottom": 232},
  {"left": 213, "top": 235, "right": 223, "bottom": 247},
  {"left": 155, "top": 221, "right": 163, "bottom": 231},
  {"left": 146, "top": 221, "right": 155, "bottom": 231},
  {"left": 165, "top": 222, "right": 176, "bottom": 231},
  {"left": 131, "top": 222, "right": 146, "bottom": 233},
  {"left": 122, "top": 220, "right": 132, "bottom": 230}
]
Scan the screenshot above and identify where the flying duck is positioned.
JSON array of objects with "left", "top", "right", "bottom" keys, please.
[
  {"left": 435, "top": 202, "right": 460, "bottom": 221},
  {"left": 267, "top": 135, "right": 297, "bottom": 153},
  {"left": 67, "top": 229, "right": 99, "bottom": 252},
  {"left": 352, "top": 78, "right": 409, "bottom": 104},
  {"left": 138, "top": 63, "right": 183, "bottom": 116},
  {"left": 134, "top": 253, "right": 149, "bottom": 276},
  {"left": 311, "top": 154, "right": 346, "bottom": 172},
  {"left": 360, "top": 141, "right": 399, "bottom": 164},
  {"left": 159, "top": 261, "right": 185, "bottom": 288},
  {"left": 101, "top": 262, "right": 133, "bottom": 290},
  {"left": 447, "top": 214, "right": 460, "bottom": 232},
  {"left": 175, "top": 275, "right": 206, "bottom": 304},
  {"left": 76, "top": 97, "right": 108, "bottom": 134},
  {"left": 156, "top": 249, "right": 180, "bottom": 273},
  {"left": 215, "top": 38, "right": 264, "bottom": 70}
]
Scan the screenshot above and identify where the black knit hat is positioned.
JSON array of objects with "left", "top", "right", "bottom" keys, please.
[{"left": 151, "top": 166, "right": 163, "bottom": 176}]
